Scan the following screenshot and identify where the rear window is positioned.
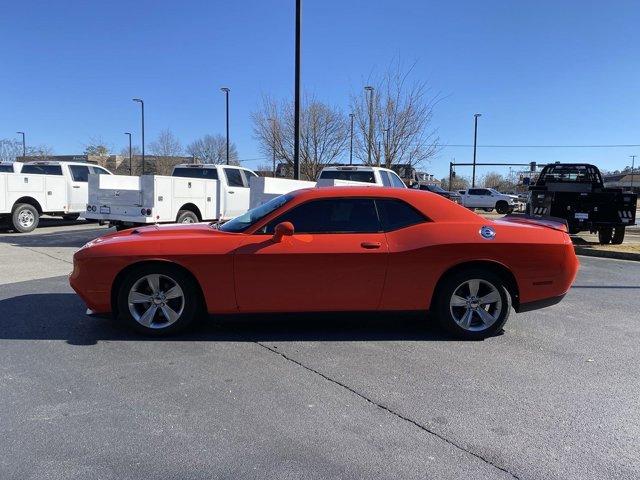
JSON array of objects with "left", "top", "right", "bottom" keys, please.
[
  {"left": 319, "top": 170, "right": 376, "bottom": 183},
  {"left": 375, "top": 199, "right": 427, "bottom": 231},
  {"left": 538, "top": 165, "right": 602, "bottom": 184},
  {"left": 0, "top": 165, "right": 13, "bottom": 173},
  {"left": 21, "top": 164, "right": 63, "bottom": 175},
  {"left": 172, "top": 167, "right": 219, "bottom": 180}
]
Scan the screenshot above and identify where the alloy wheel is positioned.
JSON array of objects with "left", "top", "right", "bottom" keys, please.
[
  {"left": 127, "top": 274, "right": 185, "bottom": 329},
  {"left": 449, "top": 279, "right": 502, "bottom": 331},
  {"left": 18, "top": 209, "right": 35, "bottom": 228}
]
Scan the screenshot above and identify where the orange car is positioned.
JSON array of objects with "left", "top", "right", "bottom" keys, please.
[{"left": 70, "top": 187, "right": 579, "bottom": 339}]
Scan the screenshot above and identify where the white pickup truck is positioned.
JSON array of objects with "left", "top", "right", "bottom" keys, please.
[
  {"left": 250, "top": 165, "right": 408, "bottom": 209},
  {"left": 0, "top": 161, "right": 113, "bottom": 233},
  {"left": 85, "top": 164, "right": 258, "bottom": 229},
  {"left": 458, "top": 188, "right": 517, "bottom": 214}
]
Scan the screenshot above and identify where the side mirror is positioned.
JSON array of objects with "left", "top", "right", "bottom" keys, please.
[{"left": 273, "top": 221, "right": 294, "bottom": 243}]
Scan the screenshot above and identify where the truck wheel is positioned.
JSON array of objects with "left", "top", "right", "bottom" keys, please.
[
  {"left": 598, "top": 227, "right": 613, "bottom": 244},
  {"left": 611, "top": 227, "right": 625, "bottom": 245},
  {"left": 433, "top": 268, "right": 511, "bottom": 340},
  {"left": 11, "top": 203, "right": 39, "bottom": 233},
  {"left": 177, "top": 210, "right": 198, "bottom": 224},
  {"left": 495, "top": 201, "right": 510, "bottom": 214},
  {"left": 62, "top": 213, "right": 80, "bottom": 221}
]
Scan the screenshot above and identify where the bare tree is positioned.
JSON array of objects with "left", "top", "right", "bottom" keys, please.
[
  {"left": 26, "top": 145, "right": 55, "bottom": 160},
  {"left": 441, "top": 175, "right": 470, "bottom": 191},
  {"left": 149, "top": 129, "right": 182, "bottom": 157},
  {"left": 84, "top": 136, "right": 110, "bottom": 156},
  {"left": 482, "top": 171, "right": 517, "bottom": 191},
  {"left": 350, "top": 61, "right": 440, "bottom": 169},
  {"left": 253, "top": 95, "right": 349, "bottom": 180},
  {"left": 186, "top": 134, "right": 239, "bottom": 165},
  {"left": 0, "top": 138, "right": 22, "bottom": 162}
]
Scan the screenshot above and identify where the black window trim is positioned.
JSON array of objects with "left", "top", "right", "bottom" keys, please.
[{"left": 255, "top": 196, "right": 430, "bottom": 235}]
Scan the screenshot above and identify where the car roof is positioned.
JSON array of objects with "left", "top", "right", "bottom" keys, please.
[
  {"left": 320, "top": 165, "right": 395, "bottom": 173},
  {"left": 287, "top": 186, "right": 480, "bottom": 222}
]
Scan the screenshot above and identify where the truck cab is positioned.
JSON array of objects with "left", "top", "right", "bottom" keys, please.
[{"left": 459, "top": 188, "right": 516, "bottom": 213}]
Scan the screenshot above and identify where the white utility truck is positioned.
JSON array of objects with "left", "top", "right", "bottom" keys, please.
[
  {"left": 0, "top": 161, "right": 113, "bottom": 233},
  {"left": 458, "top": 188, "right": 517, "bottom": 214},
  {"left": 250, "top": 165, "right": 408, "bottom": 209},
  {"left": 86, "top": 164, "right": 258, "bottom": 229}
]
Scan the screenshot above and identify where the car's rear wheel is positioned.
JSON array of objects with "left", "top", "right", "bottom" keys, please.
[
  {"left": 177, "top": 210, "right": 198, "bottom": 224},
  {"left": 611, "top": 226, "right": 625, "bottom": 245},
  {"left": 598, "top": 227, "right": 613, "bottom": 244},
  {"left": 117, "top": 264, "right": 200, "bottom": 336},
  {"left": 433, "top": 269, "right": 511, "bottom": 340}
]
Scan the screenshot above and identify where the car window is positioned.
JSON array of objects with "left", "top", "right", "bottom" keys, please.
[
  {"left": 375, "top": 199, "right": 427, "bottom": 231},
  {"left": 90, "top": 166, "right": 111, "bottom": 175},
  {"left": 220, "top": 193, "right": 294, "bottom": 233},
  {"left": 388, "top": 172, "right": 406, "bottom": 188},
  {"left": 263, "top": 198, "right": 380, "bottom": 234},
  {"left": 240, "top": 169, "right": 257, "bottom": 185},
  {"left": 69, "top": 165, "right": 90, "bottom": 182},
  {"left": 468, "top": 189, "right": 484, "bottom": 195},
  {"left": 21, "top": 164, "right": 63, "bottom": 175},
  {"left": 173, "top": 167, "right": 219, "bottom": 180},
  {"left": 224, "top": 167, "right": 246, "bottom": 187},
  {"left": 379, "top": 170, "right": 392, "bottom": 187},
  {"left": 0, "top": 165, "right": 13, "bottom": 173},
  {"left": 318, "top": 170, "right": 376, "bottom": 183}
]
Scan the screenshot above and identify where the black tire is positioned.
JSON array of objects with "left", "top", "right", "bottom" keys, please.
[
  {"left": 495, "top": 201, "right": 510, "bottom": 215},
  {"left": 177, "top": 210, "right": 198, "bottom": 224},
  {"left": 433, "top": 268, "right": 511, "bottom": 340},
  {"left": 116, "top": 264, "right": 201, "bottom": 336},
  {"left": 611, "top": 226, "right": 625, "bottom": 245},
  {"left": 11, "top": 203, "right": 39, "bottom": 233},
  {"left": 598, "top": 227, "right": 613, "bottom": 245},
  {"left": 62, "top": 213, "right": 80, "bottom": 221}
]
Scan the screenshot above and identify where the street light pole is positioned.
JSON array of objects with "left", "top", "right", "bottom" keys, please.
[
  {"left": 472, "top": 113, "right": 482, "bottom": 187},
  {"left": 220, "top": 87, "right": 230, "bottom": 165},
  {"left": 16, "top": 131, "right": 25, "bottom": 158},
  {"left": 349, "top": 113, "right": 354, "bottom": 165},
  {"left": 133, "top": 99, "right": 145, "bottom": 174},
  {"left": 630, "top": 155, "right": 637, "bottom": 191},
  {"left": 124, "top": 132, "right": 132, "bottom": 175},
  {"left": 293, "top": 0, "right": 301, "bottom": 179},
  {"left": 365, "top": 86, "right": 374, "bottom": 165}
]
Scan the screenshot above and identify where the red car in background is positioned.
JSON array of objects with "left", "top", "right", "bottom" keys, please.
[{"left": 70, "top": 187, "right": 579, "bottom": 339}]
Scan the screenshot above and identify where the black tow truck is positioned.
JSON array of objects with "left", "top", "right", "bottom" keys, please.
[{"left": 528, "top": 163, "right": 637, "bottom": 244}]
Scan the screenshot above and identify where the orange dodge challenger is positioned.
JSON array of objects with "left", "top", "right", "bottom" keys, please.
[{"left": 70, "top": 187, "right": 579, "bottom": 339}]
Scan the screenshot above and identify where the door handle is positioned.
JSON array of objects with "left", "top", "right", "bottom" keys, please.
[
  {"left": 361, "top": 241, "right": 381, "bottom": 249},
  {"left": 228, "top": 190, "right": 235, "bottom": 194},
  {"left": 72, "top": 186, "right": 80, "bottom": 189}
]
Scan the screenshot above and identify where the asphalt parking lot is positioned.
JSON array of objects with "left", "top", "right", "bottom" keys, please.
[{"left": 1, "top": 222, "right": 639, "bottom": 480}]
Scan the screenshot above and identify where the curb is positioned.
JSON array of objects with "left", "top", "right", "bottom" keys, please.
[{"left": 574, "top": 246, "right": 640, "bottom": 262}]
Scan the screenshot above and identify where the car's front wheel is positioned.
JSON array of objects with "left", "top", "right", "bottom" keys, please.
[
  {"left": 117, "top": 264, "right": 201, "bottom": 336},
  {"left": 433, "top": 269, "right": 511, "bottom": 339}
]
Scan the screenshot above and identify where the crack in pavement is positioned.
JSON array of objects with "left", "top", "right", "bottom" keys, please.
[
  {"left": 19, "top": 246, "right": 72, "bottom": 265},
  {"left": 256, "top": 341, "right": 520, "bottom": 480}
]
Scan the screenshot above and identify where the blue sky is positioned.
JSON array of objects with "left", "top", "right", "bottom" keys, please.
[{"left": 1, "top": 0, "right": 639, "bottom": 179}]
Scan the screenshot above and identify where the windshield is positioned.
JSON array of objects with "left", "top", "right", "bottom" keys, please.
[{"left": 219, "top": 193, "right": 294, "bottom": 233}]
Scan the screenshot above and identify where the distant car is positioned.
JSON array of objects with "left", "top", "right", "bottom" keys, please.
[
  {"left": 459, "top": 188, "right": 516, "bottom": 214},
  {"left": 416, "top": 183, "right": 462, "bottom": 203},
  {"left": 71, "top": 187, "right": 579, "bottom": 340}
]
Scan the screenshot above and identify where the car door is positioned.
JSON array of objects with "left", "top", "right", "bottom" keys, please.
[
  {"left": 233, "top": 197, "right": 389, "bottom": 312},
  {"left": 222, "top": 166, "right": 249, "bottom": 218},
  {"left": 67, "top": 165, "right": 91, "bottom": 212},
  {"left": 466, "top": 189, "right": 484, "bottom": 207}
]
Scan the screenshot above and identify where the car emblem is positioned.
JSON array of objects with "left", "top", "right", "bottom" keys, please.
[{"left": 479, "top": 226, "right": 496, "bottom": 240}]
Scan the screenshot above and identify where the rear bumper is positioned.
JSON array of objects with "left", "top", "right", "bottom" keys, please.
[{"left": 516, "top": 293, "right": 566, "bottom": 313}]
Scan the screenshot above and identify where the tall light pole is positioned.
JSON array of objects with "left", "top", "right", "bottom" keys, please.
[
  {"left": 349, "top": 113, "right": 354, "bottom": 165},
  {"left": 220, "top": 87, "right": 230, "bottom": 165},
  {"left": 16, "top": 131, "right": 25, "bottom": 159},
  {"left": 472, "top": 113, "right": 482, "bottom": 187},
  {"left": 630, "top": 155, "right": 636, "bottom": 191},
  {"left": 124, "top": 132, "right": 132, "bottom": 175},
  {"left": 133, "top": 99, "right": 145, "bottom": 174},
  {"left": 365, "top": 86, "right": 374, "bottom": 165},
  {"left": 293, "top": 0, "right": 301, "bottom": 179}
]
